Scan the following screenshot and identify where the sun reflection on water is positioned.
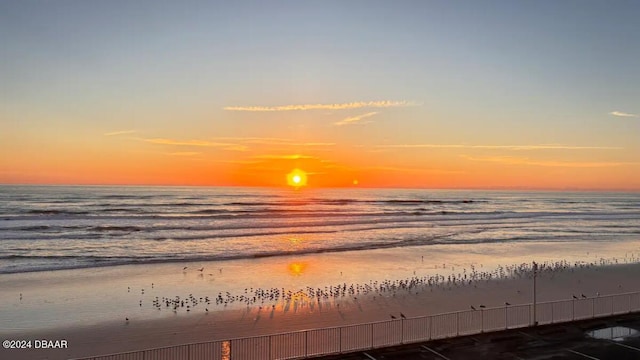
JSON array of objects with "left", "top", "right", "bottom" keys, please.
[{"left": 288, "top": 262, "right": 307, "bottom": 276}]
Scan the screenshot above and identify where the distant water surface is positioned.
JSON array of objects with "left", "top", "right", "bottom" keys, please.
[{"left": 0, "top": 185, "right": 638, "bottom": 274}]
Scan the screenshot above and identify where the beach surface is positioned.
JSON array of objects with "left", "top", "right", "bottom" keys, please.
[{"left": 1, "top": 239, "right": 639, "bottom": 360}]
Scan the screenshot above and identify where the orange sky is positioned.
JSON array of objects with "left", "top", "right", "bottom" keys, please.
[{"left": 2, "top": 130, "right": 638, "bottom": 190}]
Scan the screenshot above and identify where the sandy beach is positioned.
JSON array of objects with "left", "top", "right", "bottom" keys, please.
[{"left": 1, "top": 239, "right": 639, "bottom": 360}]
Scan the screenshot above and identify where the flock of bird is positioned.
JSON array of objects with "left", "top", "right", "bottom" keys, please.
[{"left": 123, "top": 254, "right": 639, "bottom": 324}]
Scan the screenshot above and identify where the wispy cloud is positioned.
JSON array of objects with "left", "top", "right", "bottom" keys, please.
[
  {"left": 167, "top": 152, "right": 201, "bottom": 156},
  {"left": 215, "top": 137, "right": 335, "bottom": 147},
  {"left": 253, "top": 154, "right": 318, "bottom": 160},
  {"left": 138, "top": 138, "right": 247, "bottom": 151},
  {"left": 224, "top": 100, "right": 417, "bottom": 112},
  {"left": 363, "top": 166, "right": 464, "bottom": 174},
  {"left": 218, "top": 159, "right": 262, "bottom": 165},
  {"left": 142, "top": 138, "right": 226, "bottom": 147},
  {"left": 378, "top": 144, "right": 622, "bottom": 150},
  {"left": 334, "top": 112, "right": 378, "bottom": 126},
  {"left": 462, "top": 155, "right": 631, "bottom": 168},
  {"left": 610, "top": 111, "right": 638, "bottom": 118},
  {"left": 104, "top": 130, "right": 136, "bottom": 136}
]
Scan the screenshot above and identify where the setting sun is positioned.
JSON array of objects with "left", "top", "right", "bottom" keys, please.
[{"left": 286, "top": 169, "right": 307, "bottom": 187}]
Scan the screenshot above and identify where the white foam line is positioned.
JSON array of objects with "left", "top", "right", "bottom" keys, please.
[
  {"left": 421, "top": 345, "right": 451, "bottom": 360},
  {"left": 566, "top": 349, "right": 600, "bottom": 360},
  {"left": 363, "top": 352, "right": 377, "bottom": 360}
]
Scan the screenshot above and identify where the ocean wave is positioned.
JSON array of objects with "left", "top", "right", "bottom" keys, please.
[
  {"left": 222, "top": 198, "right": 483, "bottom": 207},
  {"left": 1, "top": 232, "right": 637, "bottom": 274},
  {"left": 26, "top": 209, "right": 89, "bottom": 216},
  {"left": 90, "top": 225, "right": 143, "bottom": 232},
  {"left": 0, "top": 231, "right": 579, "bottom": 274},
  {"left": 2, "top": 210, "right": 638, "bottom": 236},
  {"left": 2, "top": 186, "right": 639, "bottom": 275}
]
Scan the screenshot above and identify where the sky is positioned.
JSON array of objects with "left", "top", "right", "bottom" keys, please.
[{"left": 1, "top": 1, "right": 639, "bottom": 190}]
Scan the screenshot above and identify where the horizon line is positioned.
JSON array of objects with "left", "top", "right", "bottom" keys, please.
[{"left": 1, "top": 182, "right": 638, "bottom": 193}]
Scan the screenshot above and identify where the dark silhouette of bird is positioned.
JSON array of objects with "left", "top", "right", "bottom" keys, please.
[
  {"left": 183, "top": 266, "right": 188, "bottom": 271},
  {"left": 471, "top": 305, "right": 477, "bottom": 310},
  {"left": 572, "top": 295, "right": 578, "bottom": 299},
  {"left": 400, "top": 313, "right": 406, "bottom": 319},
  {"left": 505, "top": 302, "right": 511, "bottom": 306},
  {"left": 479, "top": 305, "right": 486, "bottom": 309},
  {"left": 390, "top": 315, "right": 397, "bottom": 319},
  {"left": 581, "top": 294, "right": 586, "bottom": 298},
  {"left": 198, "top": 267, "right": 204, "bottom": 272}
]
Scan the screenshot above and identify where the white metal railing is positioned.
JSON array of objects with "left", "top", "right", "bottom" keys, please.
[{"left": 74, "top": 291, "right": 640, "bottom": 360}]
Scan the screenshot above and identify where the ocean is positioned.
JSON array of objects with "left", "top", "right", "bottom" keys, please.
[{"left": 1, "top": 185, "right": 638, "bottom": 274}]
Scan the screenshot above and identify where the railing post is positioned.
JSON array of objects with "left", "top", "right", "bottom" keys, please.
[
  {"left": 370, "top": 323, "right": 374, "bottom": 349},
  {"left": 480, "top": 309, "right": 484, "bottom": 333},
  {"left": 456, "top": 312, "right": 459, "bottom": 336},
  {"left": 591, "top": 298, "right": 594, "bottom": 318},
  {"left": 611, "top": 296, "right": 614, "bottom": 315},
  {"left": 268, "top": 335, "right": 272, "bottom": 360},
  {"left": 428, "top": 315, "right": 432, "bottom": 340},
  {"left": 401, "top": 318, "right": 404, "bottom": 344},
  {"left": 339, "top": 327, "right": 342, "bottom": 353},
  {"left": 533, "top": 262, "right": 537, "bottom": 326},
  {"left": 504, "top": 306, "right": 508, "bottom": 330},
  {"left": 305, "top": 330, "right": 308, "bottom": 357},
  {"left": 572, "top": 299, "right": 575, "bottom": 321}
]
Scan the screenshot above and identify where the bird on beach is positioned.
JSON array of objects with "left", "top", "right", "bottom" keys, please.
[
  {"left": 581, "top": 294, "right": 586, "bottom": 298},
  {"left": 198, "top": 267, "right": 204, "bottom": 272},
  {"left": 471, "top": 305, "right": 477, "bottom": 311},
  {"left": 400, "top": 313, "right": 407, "bottom": 319},
  {"left": 183, "top": 266, "right": 188, "bottom": 270},
  {"left": 479, "top": 305, "right": 486, "bottom": 309},
  {"left": 125, "top": 317, "right": 129, "bottom": 323},
  {"left": 505, "top": 302, "right": 511, "bottom": 306},
  {"left": 572, "top": 295, "right": 578, "bottom": 299},
  {"left": 390, "top": 315, "right": 397, "bottom": 319}
]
